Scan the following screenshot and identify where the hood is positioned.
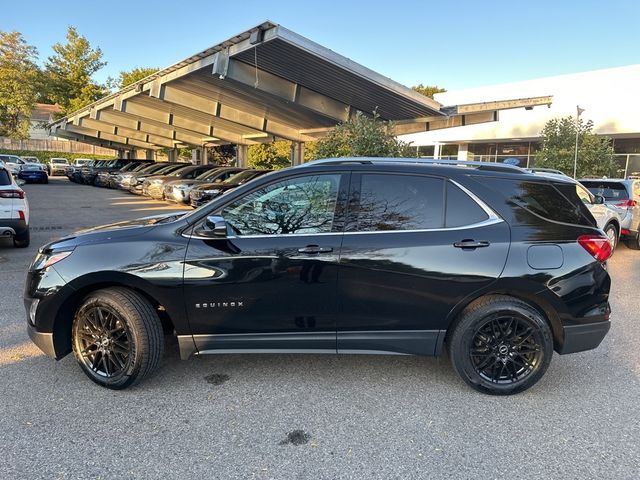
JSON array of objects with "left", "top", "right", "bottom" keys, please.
[
  {"left": 193, "top": 181, "right": 234, "bottom": 191},
  {"left": 44, "top": 212, "right": 185, "bottom": 250}
]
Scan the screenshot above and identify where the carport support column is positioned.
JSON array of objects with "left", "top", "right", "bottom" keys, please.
[
  {"left": 167, "top": 148, "right": 179, "bottom": 162},
  {"left": 290, "top": 142, "right": 305, "bottom": 166},
  {"left": 457, "top": 144, "right": 468, "bottom": 161},
  {"left": 146, "top": 149, "right": 155, "bottom": 161},
  {"left": 433, "top": 143, "right": 441, "bottom": 160},
  {"left": 237, "top": 144, "right": 248, "bottom": 168}
]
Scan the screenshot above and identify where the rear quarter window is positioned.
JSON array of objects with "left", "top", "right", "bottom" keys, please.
[{"left": 475, "top": 177, "right": 594, "bottom": 226}]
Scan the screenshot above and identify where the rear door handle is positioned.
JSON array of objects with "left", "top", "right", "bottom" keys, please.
[
  {"left": 453, "top": 240, "right": 490, "bottom": 249},
  {"left": 298, "top": 245, "right": 334, "bottom": 254}
]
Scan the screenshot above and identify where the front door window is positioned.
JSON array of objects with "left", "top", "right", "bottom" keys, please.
[{"left": 222, "top": 174, "right": 342, "bottom": 235}]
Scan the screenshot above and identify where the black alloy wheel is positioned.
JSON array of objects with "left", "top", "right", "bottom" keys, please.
[
  {"left": 469, "top": 314, "right": 544, "bottom": 385},
  {"left": 74, "top": 305, "right": 132, "bottom": 379},
  {"left": 449, "top": 295, "right": 553, "bottom": 395},
  {"left": 72, "top": 288, "right": 164, "bottom": 389}
]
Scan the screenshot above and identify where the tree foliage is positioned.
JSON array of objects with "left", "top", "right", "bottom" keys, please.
[
  {"left": 44, "top": 26, "right": 107, "bottom": 114},
  {"left": 314, "top": 110, "right": 412, "bottom": 159},
  {"left": 536, "top": 116, "right": 615, "bottom": 177},
  {"left": 107, "top": 66, "right": 160, "bottom": 91},
  {"left": 0, "top": 31, "right": 41, "bottom": 139},
  {"left": 412, "top": 84, "right": 446, "bottom": 99},
  {"left": 248, "top": 141, "right": 293, "bottom": 170}
]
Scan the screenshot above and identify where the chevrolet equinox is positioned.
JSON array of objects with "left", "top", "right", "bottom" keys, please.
[{"left": 25, "top": 158, "right": 612, "bottom": 394}]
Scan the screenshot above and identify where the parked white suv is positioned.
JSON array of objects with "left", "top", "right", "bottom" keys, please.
[
  {"left": 47, "top": 158, "right": 69, "bottom": 176},
  {"left": 0, "top": 165, "right": 30, "bottom": 247},
  {"left": 0, "top": 154, "right": 26, "bottom": 175}
]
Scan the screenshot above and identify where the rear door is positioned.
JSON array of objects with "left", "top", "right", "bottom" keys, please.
[{"left": 336, "top": 172, "right": 510, "bottom": 356}]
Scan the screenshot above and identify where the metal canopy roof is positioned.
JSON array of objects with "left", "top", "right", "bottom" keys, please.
[{"left": 49, "top": 21, "right": 552, "bottom": 152}]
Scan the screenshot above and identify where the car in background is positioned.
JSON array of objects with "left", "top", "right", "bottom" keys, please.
[
  {"left": 581, "top": 178, "right": 640, "bottom": 249},
  {"left": 48, "top": 158, "right": 70, "bottom": 176},
  {"left": 101, "top": 161, "right": 154, "bottom": 189},
  {"left": 142, "top": 165, "right": 217, "bottom": 200},
  {"left": 17, "top": 163, "right": 49, "bottom": 184},
  {"left": 0, "top": 164, "right": 29, "bottom": 247},
  {"left": 66, "top": 159, "right": 93, "bottom": 181},
  {"left": 21, "top": 156, "right": 42, "bottom": 164},
  {"left": 0, "top": 155, "right": 26, "bottom": 175},
  {"left": 128, "top": 163, "right": 186, "bottom": 195},
  {"left": 116, "top": 162, "right": 171, "bottom": 190},
  {"left": 164, "top": 167, "right": 245, "bottom": 204},
  {"left": 190, "top": 169, "right": 272, "bottom": 208},
  {"left": 93, "top": 160, "right": 152, "bottom": 187}
]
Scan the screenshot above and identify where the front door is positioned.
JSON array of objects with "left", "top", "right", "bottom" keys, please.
[
  {"left": 337, "top": 172, "right": 511, "bottom": 356},
  {"left": 183, "top": 172, "right": 349, "bottom": 353}
]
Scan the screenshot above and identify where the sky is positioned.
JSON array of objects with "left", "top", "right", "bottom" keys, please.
[{"left": 3, "top": 0, "right": 640, "bottom": 91}]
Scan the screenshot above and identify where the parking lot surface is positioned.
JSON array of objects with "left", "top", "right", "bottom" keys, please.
[{"left": 1, "top": 177, "right": 639, "bottom": 479}]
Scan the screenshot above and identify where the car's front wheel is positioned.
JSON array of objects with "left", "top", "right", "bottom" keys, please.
[
  {"left": 604, "top": 223, "right": 618, "bottom": 253},
  {"left": 448, "top": 295, "right": 553, "bottom": 395},
  {"left": 71, "top": 287, "right": 164, "bottom": 389}
]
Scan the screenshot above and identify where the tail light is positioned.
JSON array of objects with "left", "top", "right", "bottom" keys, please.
[
  {"left": 621, "top": 229, "right": 630, "bottom": 236},
  {"left": 578, "top": 234, "right": 613, "bottom": 262},
  {"left": 0, "top": 189, "right": 24, "bottom": 199},
  {"left": 18, "top": 210, "right": 25, "bottom": 221},
  {"left": 615, "top": 199, "right": 637, "bottom": 208}
]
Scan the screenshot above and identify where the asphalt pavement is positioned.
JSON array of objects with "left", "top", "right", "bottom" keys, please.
[{"left": 0, "top": 177, "right": 638, "bottom": 479}]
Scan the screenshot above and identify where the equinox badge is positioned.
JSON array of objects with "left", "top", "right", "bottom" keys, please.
[{"left": 195, "top": 301, "right": 244, "bottom": 309}]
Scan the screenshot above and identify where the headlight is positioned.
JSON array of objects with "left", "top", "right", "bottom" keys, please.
[
  {"left": 176, "top": 184, "right": 191, "bottom": 191},
  {"left": 31, "top": 249, "right": 74, "bottom": 271},
  {"left": 203, "top": 189, "right": 220, "bottom": 195}
]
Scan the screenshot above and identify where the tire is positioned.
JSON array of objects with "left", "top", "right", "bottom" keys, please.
[
  {"left": 604, "top": 223, "right": 618, "bottom": 253},
  {"left": 625, "top": 232, "right": 640, "bottom": 250},
  {"left": 448, "top": 295, "right": 553, "bottom": 395},
  {"left": 13, "top": 228, "right": 30, "bottom": 248},
  {"left": 71, "top": 287, "right": 164, "bottom": 389}
]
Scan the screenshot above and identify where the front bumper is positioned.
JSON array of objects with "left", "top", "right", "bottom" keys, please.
[
  {"left": 27, "top": 323, "right": 57, "bottom": 358},
  {"left": 18, "top": 171, "right": 47, "bottom": 182},
  {"left": 558, "top": 320, "right": 611, "bottom": 354}
]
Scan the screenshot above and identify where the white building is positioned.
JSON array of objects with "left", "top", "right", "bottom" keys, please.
[{"left": 400, "top": 64, "right": 640, "bottom": 174}]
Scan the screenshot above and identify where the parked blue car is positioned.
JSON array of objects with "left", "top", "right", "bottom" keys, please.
[{"left": 17, "top": 164, "right": 49, "bottom": 184}]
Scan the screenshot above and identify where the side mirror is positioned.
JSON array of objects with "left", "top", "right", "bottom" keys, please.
[
  {"left": 196, "top": 215, "right": 228, "bottom": 238},
  {"left": 594, "top": 194, "right": 605, "bottom": 205}
]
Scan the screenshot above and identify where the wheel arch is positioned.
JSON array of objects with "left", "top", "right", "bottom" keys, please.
[
  {"left": 51, "top": 272, "right": 182, "bottom": 358},
  {"left": 443, "top": 286, "right": 564, "bottom": 352}
]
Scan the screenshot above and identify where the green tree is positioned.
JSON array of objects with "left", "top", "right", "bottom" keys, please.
[
  {"left": 44, "top": 26, "right": 107, "bottom": 115},
  {"left": 106, "top": 66, "right": 160, "bottom": 91},
  {"left": 0, "top": 31, "right": 41, "bottom": 139},
  {"left": 314, "top": 110, "right": 412, "bottom": 159},
  {"left": 536, "top": 116, "right": 614, "bottom": 177},
  {"left": 248, "top": 140, "right": 292, "bottom": 169},
  {"left": 412, "top": 84, "right": 446, "bottom": 99}
]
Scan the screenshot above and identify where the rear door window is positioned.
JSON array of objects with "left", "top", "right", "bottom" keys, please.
[
  {"left": 353, "top": 174, "right": 444, "bottom": 231},
  {"left": 445, "top": 182, "right": 489, "bottom": 227}
]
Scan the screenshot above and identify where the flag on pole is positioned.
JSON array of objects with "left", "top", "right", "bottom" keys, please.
[{"left": 577, "top": 106, "right": 585, "bottom": 116}]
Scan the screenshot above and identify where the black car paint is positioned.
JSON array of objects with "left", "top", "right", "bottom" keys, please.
[{"left": 25, "top": 163, "right": 611, "bottom": 362}]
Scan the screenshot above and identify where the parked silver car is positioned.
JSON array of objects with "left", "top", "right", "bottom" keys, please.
[{"left": 581, "top": 178, "right": 640, "bottom": 250}]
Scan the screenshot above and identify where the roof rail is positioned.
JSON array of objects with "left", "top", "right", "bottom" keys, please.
[{"left": 298, "top": 157, "right": 527, "bottom": 172}]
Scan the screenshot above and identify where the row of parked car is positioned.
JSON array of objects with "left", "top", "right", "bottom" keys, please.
[{"left": 65, "top": 158, "right": 272, "bottom": 208}]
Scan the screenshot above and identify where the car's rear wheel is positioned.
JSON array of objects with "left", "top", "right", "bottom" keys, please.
[
  {"left": 448, "top": 295, "right": 553, "bottom": 395},
  {"left": 604, "top": 223, "right": 618, "bottom": 253},
  {"left": 71, "top": 288, "right": 164, "bottom": 389},
  {"left": 13, "top": 228, "right": 30, "bottom": 248}
]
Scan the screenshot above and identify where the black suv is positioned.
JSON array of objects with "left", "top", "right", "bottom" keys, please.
[{"left": 25, "top": 159, "right": 612, "bottom": 394}]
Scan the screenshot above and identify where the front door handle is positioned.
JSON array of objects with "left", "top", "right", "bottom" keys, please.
[
  {"left": 298, "top": 245, "right": 334, "bottom": 254},
  {"left": 453, "top": 240, "right": 490, "bottom": 249}
]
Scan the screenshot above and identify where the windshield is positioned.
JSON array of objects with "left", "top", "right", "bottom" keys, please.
[
  {"left": 167, "top": 165, "right": 193, "bottom": 177},
  {"left": 130, "top": 163, "right": 151, "bottom": 172},
  {"left": 580, "top": 181, "right": 629, "bottom": 201},
  {"left": 222, "top": 170, "right": 262, "bottom": 185},
  {"left": 153, "top": 164, "right": 184, "bottom": 175},
  {"left": 52, "top": 159, "right": 68, "bottom": 164},
  {"left": 196, "top": 168, "right": 224, "bottom": 181}
]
